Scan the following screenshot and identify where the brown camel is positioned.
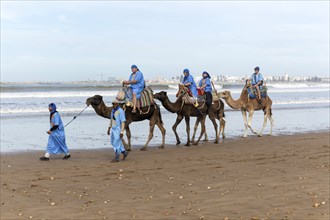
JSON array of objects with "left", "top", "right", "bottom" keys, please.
[
  {"left": 154, "top": 89, "right": 225, "bottom": 146},
  {"left": 219, "top": 80, "right": 274, "bottom": 137},
  {"left": 86, "top": 95, "right": 166, "bottom": 151},
  {"left": 176, "top": 84, "right": 226, "bottom": 141}
]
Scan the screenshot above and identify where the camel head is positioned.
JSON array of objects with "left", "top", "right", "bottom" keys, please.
[
  {"left": 86, "top": 95, "right": 103, "bottom": 107},
  {"left": 219, "top": 91, "right": 231, "bottom": 99},
  {"left": 154, "top": 91, "right": 167, "bottom": 101}
]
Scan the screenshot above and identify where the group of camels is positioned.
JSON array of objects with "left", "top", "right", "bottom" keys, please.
[{"left": 85, "top": 80, "right": 274, "bottom": 151}]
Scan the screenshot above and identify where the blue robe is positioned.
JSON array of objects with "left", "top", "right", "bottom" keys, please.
[
  {"left": 182, "top": 74, "right": 198, "bottom": 97},
  {"left": 110, "top": 108, "right": 126, "bottom": 154},
  {"left": 46, "top": 112, "right": 69, "bottom": 155},
  {"left": 199, "top": 78, "right": 212, "bottom": 93},
  {"left": 129, "top": 71, "right": 145, "bottom": 99},
  {"left": 250, "top": 73, "right": 264, "bottom": 88}
]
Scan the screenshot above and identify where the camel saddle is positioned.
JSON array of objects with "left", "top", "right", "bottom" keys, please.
[
  {"left": 117, "top": 86, "right": 155, "bottom": 109},
  {"left": 247, "top": 86, "right": 268, "bottom": 99}
]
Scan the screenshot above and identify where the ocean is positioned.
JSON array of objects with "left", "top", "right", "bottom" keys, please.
[{"left": 1, "top": 82, "right": 329, "bottom": 153}]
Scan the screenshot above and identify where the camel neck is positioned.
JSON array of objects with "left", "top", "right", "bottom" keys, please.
[
  {"left": 224, "top": 94, "right": 243, "bottom": 110},
  {"left": 160, "top": 95, "right": 182, "bottom": 113}
]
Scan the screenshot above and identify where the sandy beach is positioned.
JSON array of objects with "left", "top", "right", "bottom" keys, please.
[{"left": 1, "top": 132, "right": 329, "bottom": 220}]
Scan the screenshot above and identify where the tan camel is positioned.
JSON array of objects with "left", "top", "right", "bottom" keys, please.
[
  {"left": 154, "top": 89, "right": 225, "bottom": 146},
  {"left": 219, "top": 80, "right": 274, "bottom": 137},
  {"left": 86, "top": 95, "right": 166, "bottom": 151}
]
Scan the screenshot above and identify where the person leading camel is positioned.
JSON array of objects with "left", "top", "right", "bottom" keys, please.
[
  {"left": 198, "top": 71, "right": 213, "bottom": 115},
  {"left": 107, "top": 100, "right": 128, "bottom": 162},
  {"left": 40, "top": 103, "right": 71, "bottom": 161},
  {"left": 122, "top": 64, "right": 145, "bottom": 113},
  {"left": 250, "top": 66, "right": 263, "bottom": 102},
  {"left": 181, "top": 68, "right": 198, "bottom": 107}
]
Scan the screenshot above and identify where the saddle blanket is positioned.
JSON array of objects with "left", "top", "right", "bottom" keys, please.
[
  {"left": 247, "top": 86, "right": 267, "bottom": 99},
  {"left": 118, "top": 87, "right": 155, "bottom": 108}
]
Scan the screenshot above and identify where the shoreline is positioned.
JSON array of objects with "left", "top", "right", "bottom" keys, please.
[
  {"left": 1, "top": 131, "right": 329, "bottom": 219},
  {"left": 1, "top": 130, "right": 329, "bottom": 154}
]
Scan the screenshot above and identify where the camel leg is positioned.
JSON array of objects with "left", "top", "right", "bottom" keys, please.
[
  {"left": 207, "top": 115, "right": 219, "bottom": 144},
  {"left": 191, "top": 118, "right": 200, "bottom": 143},
  {"left": 194, "top": 117, "right": 206, "bottom": 145},
  {"left": 219, "top": 118, "right": 226, "bottom": 139},
  {"left": 247, "top": 111, "right": 258, "bottom": 135},
  {"left": 125, "top": 126, "right": 132, "bottom": 151},
  {"left": 140, "top": 122, "right": 156, "bottom": 151},
  {"left": 184, "top": 116, "right": 191, "bottom": 146},
  {"left": 268, "top": 113, "right": 274, "bottom": 136},
  {"left": 258, "top": 111, "right": 268, "bottom": 137},
  {"left": 172, "top": 114, "right": 183, "bottom": 145},
  {"left": 204, "top": 128, "right": 209, "bottom": 142},
  {"left": 156, "top": 120, "right": 166, "bottom": 149},
  {"left": 241, "top": 110, "right": 248, "bottom": 138}
]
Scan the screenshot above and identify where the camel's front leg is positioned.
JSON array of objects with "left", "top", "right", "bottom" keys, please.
[
  {"left": 156, "top": 120, "right": 166, "bottom": 149},
  {"left": 258, "top": 112, "right": 268, "bottom": 137},
  {"left": 247, "top": 110, "right": 258, "bottom": 135},
  {"left": 241, "top": 110, "right": 248, "bottom": 138},
  {"left": 184, "top": 116, "right": 191, "bottom": 146},
  {"left": 140, "top": 122, "right": 156, "bottom": 151},
  {"left": 172, "top": 114, "right": 183, "bottom": 145},
  {"left": 191, "top": 118, "right": 200, "bottom": 143}
]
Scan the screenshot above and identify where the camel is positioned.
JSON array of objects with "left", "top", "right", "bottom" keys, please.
[
  {"left": 86, "top": 95, "right": 166, "bottom": 151},
  {"left": 154, "top": 88, "right": 225, "bottom": 146},
  {"left": 175, "top": 84, "right": 226, "bottom": 141},
  {"left": 219, "top": 80, "right": 274, "bottom": 137}
]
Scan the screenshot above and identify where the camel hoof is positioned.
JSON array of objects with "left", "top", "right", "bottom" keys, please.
[
  {"left": 158, "top": 146, "right": 165, "bottom": 149},
  {"left": 184, "top": 143, "right": 190, "bottom": 147},
  {"left": 203, "top": 139, "right": 209, "bottom": 142},
  {"left": 258, "top": 134, "right": 263, "bottom": 137},
  {"left": 176, "top": 141, "right": 181, "bottom": 145},
  {"left": 214, "top": 141, "right": 219, "bottom": 144},
  {"left": 140, "top": 147, "right": 147, "bottom": 151},
  {"left": 126, "top": 148, "right": 132, "bottom": 152},
  {"left": 193, "top": 142, "right": 198, "bottom": 146}
]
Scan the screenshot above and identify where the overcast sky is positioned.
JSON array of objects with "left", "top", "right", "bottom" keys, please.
[{"left": 1, "top": 1, "right": 329, "bottom": 82}]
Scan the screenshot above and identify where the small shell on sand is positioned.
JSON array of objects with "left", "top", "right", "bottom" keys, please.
[
  {"left": 179, "top": 196, "right": 184, "bottom": 199},
  {"left": 50, "top": 176, "right": 55, "bottom": 180},
  {"left": 313, "top": 202, "right": 320, "bottom": 207},
  {"left": 50, "top": 202, "right": 56, "bottom": 206}
]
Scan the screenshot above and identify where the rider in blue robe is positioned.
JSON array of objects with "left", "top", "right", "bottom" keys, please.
[
  {"left": 40, "top": 103, "right": 71, "bottom": 161},
  {"left": 182, "top": 68, "right": 198, "bottom": 97},
  {"left": 107, "top": 100, "right": 128, "bottom": 162},
  {"left": 250, "top": 66, "right": 264, "bottom": 100},
  {"left": 123, "top": 65, "right": 145, "bottom": 113},
  {"left": 198, "top": 71, "right": 213, "bottom": 113}
]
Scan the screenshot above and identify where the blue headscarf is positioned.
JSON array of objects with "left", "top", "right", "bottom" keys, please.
[
  {"left": 202, "top": 71, "right": 211, "bottom": 79},
  {"left": 183, "top": 68, "right": 189, "bottom": 74},
  {"left": 49, "top": 103, "right": 57, "bottom": 121}
]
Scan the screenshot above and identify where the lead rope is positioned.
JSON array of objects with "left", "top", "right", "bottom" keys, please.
[{"left": 64, "top": 105, "right": 89, "bottom": 127}]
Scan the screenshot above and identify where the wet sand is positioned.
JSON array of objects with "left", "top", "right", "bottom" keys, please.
[{"left": 1, "top": 132, "right": 329, "bottom": 220}]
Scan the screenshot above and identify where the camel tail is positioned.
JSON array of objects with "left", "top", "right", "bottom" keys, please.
[{"left": 223, "top": 112, "right": 225, "bottom": 118}]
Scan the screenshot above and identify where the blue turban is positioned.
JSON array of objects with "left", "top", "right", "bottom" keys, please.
[
  {"left": 48, "top": 103, "right": 57, "bottom": 114},
  {"left": 131, "top": 64, "right": 138, "bottom": 69},
  {"left": 202, "top": 71, "right": 211, "bottom": 78},
  {"left": 183, "top": 68, "right": 189, "bottom": 74}
]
